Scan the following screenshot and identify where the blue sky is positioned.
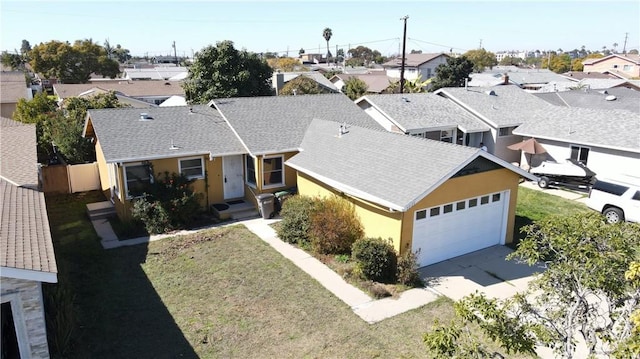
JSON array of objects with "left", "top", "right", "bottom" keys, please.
[{"left": 1, "top": 0, "right": 638, "bottom": 58}]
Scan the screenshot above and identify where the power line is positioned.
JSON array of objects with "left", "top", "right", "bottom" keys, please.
[{"left": 407, "top": 37, "right": 469, "bottom": 52}]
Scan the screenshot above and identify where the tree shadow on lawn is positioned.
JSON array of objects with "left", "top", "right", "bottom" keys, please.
[{"left": 46, "top": 192, "right": 198, "bottom": 359}]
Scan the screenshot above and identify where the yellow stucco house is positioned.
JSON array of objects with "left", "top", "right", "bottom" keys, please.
[
  {"left": 288, "top": 119, "right": 536, "bottom": 267},
  {"left": 84, "top": 93, "right": 535, "bottom": 267}
]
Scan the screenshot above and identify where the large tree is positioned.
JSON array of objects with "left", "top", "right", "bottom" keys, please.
[
  {"left": 428, "top": 56, "right": 474, "bottom": 92},
  {"left": 343, "top": 77, "right": 368, "bottom": 100},
  {"left": 14, "top": 91, "right": 125, "bottom": 163},
  {"left": 424, "top": 213, "right": 640, "bottom": 358},
  {"left": 279, "top": 76, "right": 324, "bottom": 96},
  {"left": 323, "top": 28, "right": 332, "bottom": 62},
  {"left": 267, "top": 57, "right": 307, "bottom": 72},
  {"left": 463, "top": 48, "right": 498, "bottom": 72},
  {"left": 183, "top": 40, "right": 273, "bottom": 104},
  {"left": 29, "top": 39, "right": 120, "bottom": 83},
  {"left": 346, "top": 45, "right": 384, "bottom": 66}
]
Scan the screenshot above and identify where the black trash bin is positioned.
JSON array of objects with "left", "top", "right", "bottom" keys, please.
[{"left": 256, "top": 193, "right": 275, "bottom": 219}]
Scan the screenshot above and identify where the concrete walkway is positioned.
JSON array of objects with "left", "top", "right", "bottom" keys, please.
[
  {"left": 519, "top": 180, "right": 589, "bottom": 204},
  {"left": 92, "top": 216, "right": 440, "bottom": 324}
]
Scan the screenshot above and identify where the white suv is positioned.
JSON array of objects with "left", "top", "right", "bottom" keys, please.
[{"left": 586, "top": 175, "right": 640, "bottom": 224}]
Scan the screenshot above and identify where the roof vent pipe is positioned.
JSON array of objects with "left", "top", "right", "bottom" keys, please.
[{"left": 139, "top": 113, "right": 153, "bottom": 121}]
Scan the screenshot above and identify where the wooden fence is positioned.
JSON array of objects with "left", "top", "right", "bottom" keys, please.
[{"left": 40, "top": 162, "right": 100, "bottom": 193}]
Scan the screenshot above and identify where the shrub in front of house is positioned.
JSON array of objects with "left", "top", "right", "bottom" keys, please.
[
  {"left": 276, "top": 195, "right": 317, "bottom": 246},
  {"left": 131, "top": 172, "right": 202, "bottom": 234},
  {"left": 309, "top": 195, "right": 364, "bottom": 254},
  {"left": 396, "top": 249, "right": 422, "bottom": 286},
  {"left": 351, "top": 237, "right": 397, "bottom": 283}
]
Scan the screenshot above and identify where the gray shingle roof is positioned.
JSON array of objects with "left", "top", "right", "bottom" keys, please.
[
  {"left": 1, "top": 179, "right": 57, "bottom": 280},
  {"left": 0, "top": 117, "right": 38, "bottom": 188},
  {"left": 382, "top": 53, "right": 448, "bottom": 68},
  {"left": 0, "top": 71, "right": 29, "bottom": 104},
  {"left": 513, "top": 108, "right": 640, "bottom": 153},
  {"left": 286, "top": 119, "right": 481, "bottom": 211},
  {"left": 333, "top": 73, "right": 393, "bottom": 93},
  {"left": 86, "top": 105, "right": 246, "bottom": 163},
  {"left": 54, "top": 81, "right": 185, "bottom": 99},
  {"left": 435, "top": 85, "right": 555, "bottom": 127},
  {"left": 534, "top": 88, "right": 640, "bottom": 113},
  {"left": 358, "top": 93, "right": 490, "bottom": 133},
  {"left": 211, "top": 94, "right": 380, "bottom": 155}
]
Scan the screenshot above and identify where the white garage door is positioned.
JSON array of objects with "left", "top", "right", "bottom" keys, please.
[{"left": 412, "top": 191, "right": 509, "bottom": 267}]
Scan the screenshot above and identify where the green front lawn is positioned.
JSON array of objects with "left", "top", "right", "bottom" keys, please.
[
  {"left": 514, "top": 186, "right": 591, "bottom": 243},
  {"left": 45, "top": 191, "right": 535, "bottom": 358}
]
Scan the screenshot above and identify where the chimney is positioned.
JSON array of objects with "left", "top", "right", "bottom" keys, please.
[
  {"left": 272, "top": 72, "right": 284, "bottom": 95},
  {"left": 502, "top": 73, "right": 509, "bottom": 85}
]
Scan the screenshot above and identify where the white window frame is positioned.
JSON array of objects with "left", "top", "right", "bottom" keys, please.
[
  {"left": 245, "top": 155, "right": 257, "bottom": 187},
  {"left": 262, "top": 155, "right": 284, "bottom": 189},
  {"left": 178, "top": 156, "right": 204, "bottom": 180},
  {"left": 570, "top": 144, "right": 590, "bottom": 165},
  {"left": 123, "top": 162, "right": 152, "bottom": 199}
]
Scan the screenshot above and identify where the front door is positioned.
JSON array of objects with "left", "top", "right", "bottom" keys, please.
[{"left": 223, "top": 155, "right": 244, "bottom": 200}]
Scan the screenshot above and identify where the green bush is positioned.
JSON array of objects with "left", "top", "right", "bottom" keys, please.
[
  {"left": 130, "top": 172, "right": 202, "bottom": 234},
  {"left": 396, "top": 249, "right": 422, "bottom": 286},
  {"left": 276, "top": 195, "right": 317, "bottom": 245},
  {"left": 351, "top": 237, "right": 397, "bottom": 283},
  {"left": 310, "top": 195, "right": 364, "bottom": 254}
]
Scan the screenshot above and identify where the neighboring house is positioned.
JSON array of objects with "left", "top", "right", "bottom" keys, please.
[
  {"left": 470, "top": 67, "right": 570, "bottom": 92},
  {"left": 287, "top": 118, "right": 536, "bottom": 267},
  {"left": 83, "top": 94, "right": 378, "bottom": 221},
  {"left": 54, "top": 81, "right": 185, "bottom": 106},
  {"left": 121, "top": 66, "right": 188, "bottom": 81},
  {"left": 68, "top": 87, "right": 156, "bottom": 108},
  {"left": 434, "top": 85, "right": 555, "bottom": 163},
  {"left": 299, "top": 53, "right": 324, "bottom": 64},
  {"left": 512, "top": 108, "right": 640, "bottom": 177},
  {"left": 533, "top": 87, "right": 640, "bottom": 113},
  {"left": 272, "top": 72, "right": 338, "bottom": 95},
  {"left": 569, "top": 78, "right": 640, "bottom": 91},
  {"left": 354, "top": 93, "right": 490, "bottom": 147},
  {"left": 0, "top": 117, "right": 58, "bottom": 358},
  {"left": 159, "top": 95, "right": 188, "bottom": 107},
  {"left": 582, "top": 54, "right": 640, "bottom": 79},
  {"left": 382, "top": 53, "right": 449, "bottom": 81},
  {"left": 330, "top": 72, "right": 393, "bottom": 94},
  {"left": 1, "top": 70, "right": 32, "bottom": 118}
]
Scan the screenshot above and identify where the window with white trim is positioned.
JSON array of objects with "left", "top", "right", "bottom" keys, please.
[
  {"left": 179, "top": 157, "right": 204, "bottom": 179},
  {"left": 263, "top": 155, "right": 284, "bottom": 188},
  {"left": 124, "top": 163, "right": 152, "bottom": 198},
  {"left": 246, "top": 156, "right": 257, "bottom": 186},
  {"left": 570, "top": 145, "right": 590, "bottom": 165}
]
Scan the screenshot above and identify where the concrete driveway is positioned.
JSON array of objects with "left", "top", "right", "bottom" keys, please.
[{"left": 419, "top": 245, "right": 546, "bottom": 301}]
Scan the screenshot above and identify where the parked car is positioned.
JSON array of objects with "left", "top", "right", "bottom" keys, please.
[
  {"left": 530, "top": 159, "right": 596, "bottom": 189},
  {"left": 585, "top": 175, "right": 640, "bottom": 224}
]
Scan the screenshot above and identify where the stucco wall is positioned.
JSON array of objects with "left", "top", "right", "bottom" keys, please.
[
  {"left": 1, "top": 277, "right": 51, "bottom": 359},
  {"left": 295, "top": 172, "right": 404, "bottom": 250},
  {"left": 583, "top": 58, "right": 640, "bottom": 77}
]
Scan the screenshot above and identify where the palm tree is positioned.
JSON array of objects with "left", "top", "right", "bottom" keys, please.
[{"left": 322, "top": 27, "right": 332, "bottom": 63}]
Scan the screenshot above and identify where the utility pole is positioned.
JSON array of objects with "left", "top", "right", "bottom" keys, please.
[
  {"left": 623, "top": 32, "right": 629, "bottom": 54},
  {"left": 479, "top": 39, "right": 483, "bottom": 49},
  {"left": 399, "top": 15, "right": 409, "bottom": 94},
  {"left": 172, "top": 41, "right": 178, "bottom": 65}
]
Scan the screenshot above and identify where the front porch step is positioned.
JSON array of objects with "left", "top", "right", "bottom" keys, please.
[
  {"left": 231, "top": 209, "right": 260, "bottom": 220},
  {"left": 87, "top": 201, "right": 116, "bottom": 220}
]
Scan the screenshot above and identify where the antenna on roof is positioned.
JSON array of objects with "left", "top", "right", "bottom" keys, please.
[{"left": 169, "top": 139, "right": 179, "bottom": 150}]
